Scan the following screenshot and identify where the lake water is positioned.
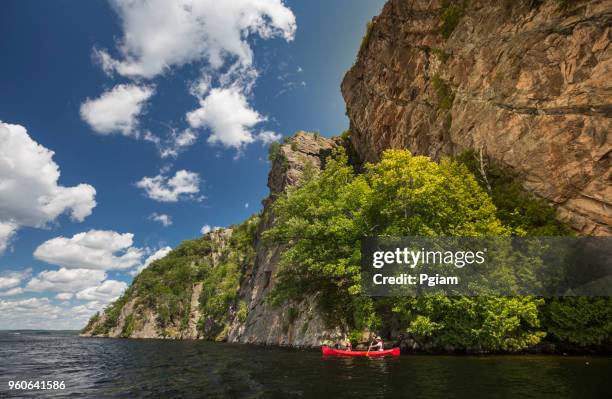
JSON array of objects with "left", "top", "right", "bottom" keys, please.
[{"left": 0, "top": 331, "right": 610, "bottom": 398}]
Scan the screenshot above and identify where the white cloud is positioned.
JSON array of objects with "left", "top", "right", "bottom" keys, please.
[
  {"left": 3, "top": 269, "right": 130, "bottom": 328},
  {"left": 96, "top": 0, "right": 296, "bottom": 79},
  {"left": 76, "top": 280, "right": 127, "bottom": 302},
  {"left": 148, "top": 212, "right": 172, "bottom": 226},
  {"left": 187, "top": 86, "right": 271, "bottom": 149},
  {"left": 136, "top": 170, "right": 201, "bottom": 202},
  {"left": 172, "top": 129, "right": 198, "bottom": 149},
  {"left": 0, "top": 269, "right": 29, "bottom": 296},
  {"left": 257, "top": 131, "right": 282, "bottom": 144},
  {"left": 55, "top": 292, "right": 74, "bottom": 301},
  {"left": 0, "top": 287, "right": 23, "bottom": 297},
  {"left": 0, "top": 222, "right": 17, "bottom": 255},
  {"left": 88, "top": 0, "right": 295, "bottom": 156},
  {"left": 26, "top": 268, "right": 107, "bottom": 293},
  {"left": 190, "top": 74, "right": 212, "bottom": 98},
  {"left": 131, "top": 246, "right": 172, "bottom": 276},
  {"left": 71, "top": 300, "right": 106, "bottom": 317},
  {"left": 144, "top": 129, "right": 198, "bottom": 158},
  {"left": 33, "top": 230, "right": 143, "bottom": 271},
  {"left": 0, "top": 298, "right": 66, "bottom": 329},
  {"left": 80, "top": 84, "right": 154, "bottom": 136},
  {"left": 0, "top": 297, "right": 105, "bottom": 330},
  {"left": 159, "top": 129, "right": 198, "bottom": 158},
  {"left": 0, "top": 122, "right": 97, "bottom": 256},
  {"left": 200, "top": 224, "right": 221, "bottom": 235},
  {"left": 0, "top": 269, "right": 31, "bottom": 291},
  {"left": 0, "top": 297, "right": 53, "bottom": 313}
]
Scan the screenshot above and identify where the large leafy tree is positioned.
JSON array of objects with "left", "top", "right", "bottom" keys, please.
[{"left": 266, "top": 148, "right": 545, "bottom": 351}]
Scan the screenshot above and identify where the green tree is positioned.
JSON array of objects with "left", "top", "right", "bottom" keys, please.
[
  {"left": 543, "top": 297, "right": 612, "bottom": 348},
  {"left": 266, "top": 148, "right": 545, "bottom": 350}
]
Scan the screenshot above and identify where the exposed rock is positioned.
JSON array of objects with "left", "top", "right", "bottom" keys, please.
[
  {"left": 82, "top": 1, "right": 612, "bottom": 348},
  {"left": 183, "top": 282, "right": 203, "bottom": 339},
  {"left": 342, "top": 0, "right": 611, "bottom": 235},
  {"left": 81, "top": 226, "right": 236, "bottom": 340},
  {"left": 266, "top": 132, "right": 339, "bottom": 195},
  {"left": 226, "top": 132, "right": 345, "bottom": 347},
  {"left": 81, "top": 298, "right": 159, "bottom": 339},
  {"left": 81, "top": 132, "right": 346, "bottom": 347}
]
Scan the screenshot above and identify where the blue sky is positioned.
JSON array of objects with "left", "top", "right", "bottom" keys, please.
[{"left": 0, "top": 0, "right": 385, "bottom": 329}]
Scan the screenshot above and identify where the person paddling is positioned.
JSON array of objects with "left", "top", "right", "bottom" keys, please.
[{"left": 368, "top": 336, "right": 384, "bottom": 352}]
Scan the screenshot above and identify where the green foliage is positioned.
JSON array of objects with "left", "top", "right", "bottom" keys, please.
[
  {"left": 199, "top": 259, "right": 242, "bottom": 335},
  {"left": 263, "top": 146, "right": 589, "bottom": 351},
  {"left": 92, "top": 290, "right": 131, "bottom": 336},
  {"left": 288, "top": 307, "right": 299, "bottom": 323},
  {"left": 106, "top": 232, "right": 218, "bottom": 337},
  {"left": 407, "top": 314, "right": 443, "bottom": 342},
  {"left": 431, "top": 74, "right": 455, "bottom": 110},
  {"left": 366, "top": 150, "right": 506, "bottom": 236},
  {"left": 96, "top": 214, "right": 258, "bottom": 339},
  {"left": 282, "top": 306, "right": 300, "bottom": 332},
  {"left": 198, "top": 216, "right": 258, "bottom": 339},
  {"left": 340, "top": 130, "right": 351, "bottom": 141},
  {"left": 440, "top": 1, "right": 464, "bottom": 39},
  {"left": 543, "top": 297, "right": 612, "bottom": 347},
  {"left": 120, "top": 314, "right": 137, "bottom": 338},
  {"left": 90, "top": 135, "right": 598, "bottom": 351},
  {"left": 347, "top": 329, "right": 364, "bottom": 345},
  {"left": 264, "top": 148, "right": 371, "bottom": 328},
  {"left": 82, "top": 312, "right": 100, "bottom": 334},
  {"left": 456, "top": 150, "right": 572, "bottom": 236},
  {"left": 237, "top": 301, "right": 248, "bottom": 323},
  {"left": 268, "top": 141, "right": 281, "bottom": 162},
  {"left": 398, "top": 296, "right": 545, "bottom": 351},
  {"left": 133, "top": 239, "right": 210, "bottom": 332},
  {"left": 90, "top": 323, "right": 107, "bottom": 337},
  {"left": 264, "top": 148, "right": 547, "bottom": 351}
]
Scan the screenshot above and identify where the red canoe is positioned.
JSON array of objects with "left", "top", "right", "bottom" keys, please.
[{"left": 321, "top": 346, "right": 400, "bottom": 357}]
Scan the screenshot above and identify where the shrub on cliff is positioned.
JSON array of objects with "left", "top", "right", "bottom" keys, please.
[
  {"left": 134, "top": 239, "right": 209, "bottom": 333},
  {"left": 198, "top": 215, "right": 258, "bottom": 340},
  {"left": 83, "top": 216, "right": 259, "bottom": 339},
  {"left": 440, "top": 1, "right": 465, "bottom": 39},
  {"left": 456, "top": 150, "right": 572, "bottom": 236},
  {"left": 268, "top": 141, "right": 281, "bottom": 162},
  {"left": 265, "top": 148, "right": 546, "bottom": 351}
]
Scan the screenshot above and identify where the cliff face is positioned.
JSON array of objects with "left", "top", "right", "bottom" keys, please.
[
  {"left": 83, "top": 0, "right": 611, "bottom": 345},
  {"left": 342, "top": 0, "right": 611, "bottom": 235},
  {"left": 82, "top": 133, "right": 345, "bottom": 346},
  {"left": 226, "top": 132, "right": 344, "bottom": 346}
]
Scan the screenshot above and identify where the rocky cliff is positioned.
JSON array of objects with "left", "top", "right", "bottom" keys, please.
[
  {"left": 82, "top": 0, "right": 611, "bottom": 347},
  {"left": 81, "top": 133, "right": 346, "bottom": 346},
  {"left": 226, "top": 132, "right": 344, "bottom": 346},
  {"left": 342, "top": 0, "right": 611, "bottom": 235}
]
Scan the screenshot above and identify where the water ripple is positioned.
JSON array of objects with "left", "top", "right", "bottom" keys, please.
[{"left": 0, "top": 331, "right": 610, "bottom": 398}]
